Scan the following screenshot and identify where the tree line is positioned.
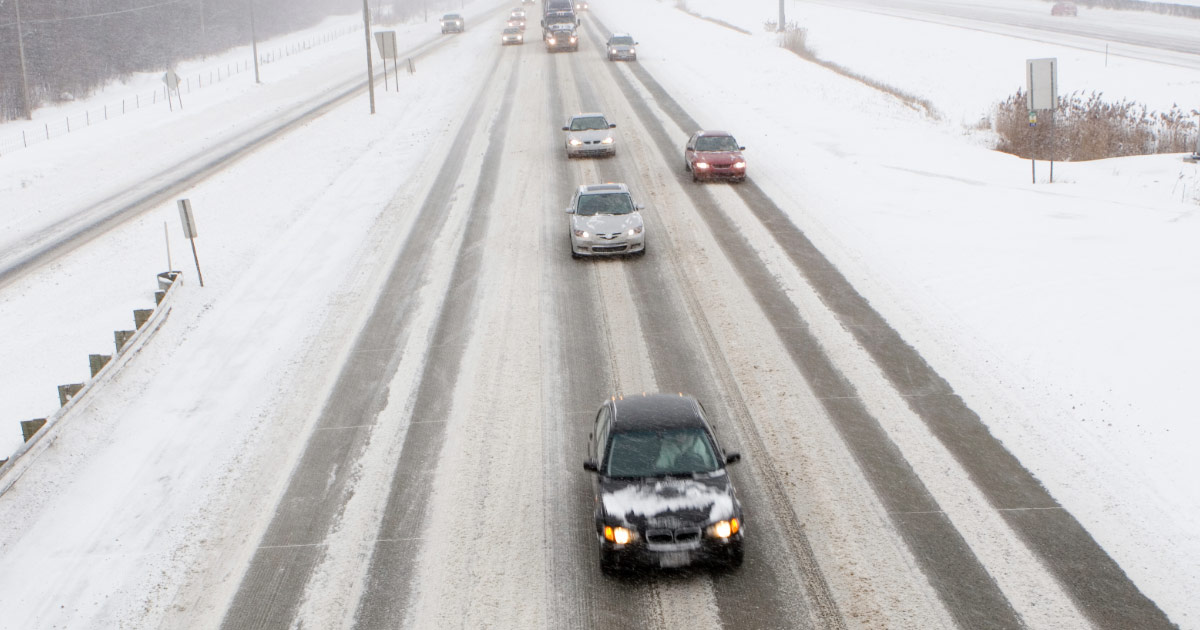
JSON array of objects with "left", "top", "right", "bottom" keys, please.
[{"left": 0, "top": 0, "right": 370, "bottom": 121}]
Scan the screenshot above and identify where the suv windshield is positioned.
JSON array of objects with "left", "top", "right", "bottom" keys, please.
[
  {"left": 604, "top": 428, "right": 719, "bottom": 477},
  {"left": 570, "top": 116, "right": 609, "bottom": 131},
  {"left": 696, "top": 136, "right": 739, "bottom": 151},
  {"left": 576, "top": 192, "right": 634, "bottom": 216},
  {"left": 610, "top": 36, "right": 634, "bottom": 45}
]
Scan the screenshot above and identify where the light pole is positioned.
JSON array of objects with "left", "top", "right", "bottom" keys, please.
[
  {"left": 15, "top": 0, "right": 33, "bottom": 119},
  {"left": 249, "top": 0, "right": 261, "bottom": 83},
  {"left": 362, "top": 0, "right": 376, "bottom": 113}
]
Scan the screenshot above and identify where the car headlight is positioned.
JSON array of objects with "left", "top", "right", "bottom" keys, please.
[
  {"left": 604, "top": 526, "right": 634, "bottom": 545},
  {"left": 573, "top": 229, "right": 590, "bottom": 238},
  {"left": 733, "top": 161, "right": 746, "bottom": 169},
  {"left": 708, "top": 518, "right": 740, "bottom": 539},
  {"left": 568, "top": 138, "right": 583, "bottom": 146},
  {"left": 628, "top": 226, "right": 642, "bottom": 235},
  {"left": 610, "top": 47, "right": 616, "bottom": 54},
  {"left": 694, "top": 161, "right": 710, "bottom": 169},
  {"left": 629, "top": 47, "right": 636, "bottom": 54},
  {"left": 548, "top": 37, "right": 556, "bottom": 44},
  {"left": 601, "top": 137, "right": 614, "bottom": 144},
  {"left": 569, "top": 36, "right": 577, "bottom": 43}
]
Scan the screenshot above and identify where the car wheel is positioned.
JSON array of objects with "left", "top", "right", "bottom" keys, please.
[
  {"left": 728, "top": 540, "right": 744, "bottom": 568},
  {"left": 598, "top": 544, "right": 622, "bottom": 575}
]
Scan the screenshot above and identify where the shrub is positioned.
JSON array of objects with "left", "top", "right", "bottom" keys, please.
[{"left": 995, "top": 90, "right": 1198, "bottom": 160}]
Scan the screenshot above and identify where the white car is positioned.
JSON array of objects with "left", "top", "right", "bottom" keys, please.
[
  {"left": 566, "top": 183, "right": 646, "bottom": 258},
  {"left": 563, "top": 113, "right": 617, "bottom": 158},
  {"left": 502, "top": 27, "right": 524, "bottom": 45}
]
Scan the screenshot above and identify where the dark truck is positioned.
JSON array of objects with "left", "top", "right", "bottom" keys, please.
[{"left": 542, "top": 9, "right": 579, "bottom": 51}]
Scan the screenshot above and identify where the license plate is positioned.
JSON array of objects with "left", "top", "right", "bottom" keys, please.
[{"left": 659, "top": 551, "right": 691, "bottom": 568}]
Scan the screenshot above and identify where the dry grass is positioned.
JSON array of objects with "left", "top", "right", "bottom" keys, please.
[{"left": 995, "top": 90, "right": 1199, "bottom": 160}]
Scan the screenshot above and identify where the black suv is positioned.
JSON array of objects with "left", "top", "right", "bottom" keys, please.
[{"left": 583, "top": 393, "right": 745, "bottom": 572}]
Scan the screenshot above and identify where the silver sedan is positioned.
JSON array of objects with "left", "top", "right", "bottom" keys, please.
[
  {"left": 567, "top": 184, "right": 646, "bottom": 258},
  {"left": 563, "top": 113, "right": 617, "bottom": 158}
]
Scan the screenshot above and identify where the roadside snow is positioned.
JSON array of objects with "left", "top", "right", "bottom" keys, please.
[{"left": 0, "top": 0, "right": 1197, "bottom": 627}]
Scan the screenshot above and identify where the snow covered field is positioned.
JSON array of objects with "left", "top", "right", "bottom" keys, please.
[{"left": 1, "top": 0, "right": 1198, "bottom": 627}]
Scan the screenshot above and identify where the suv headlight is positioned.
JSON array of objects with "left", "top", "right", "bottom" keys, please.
[
  {"left": 694, "top": 161, "right": 710, "bottom": 169},
  {"left": 708, "top": 518, "right": 740, "bottom": 539},
  {"left": 573, "top": 229, "right": 590, "bottom": 239},
  {"left": 601, "top": 137, "right": 614, "bottom": 144},
  {"left": 733, "top": 161, "right": 746, "bottom": 169},
  {"left": 568, "top": 138, "right": 583, "bottom": 146},
  {"left": 604, "top": 526, "right": 634, "bottom": 545},
  {"left": 628, "top": 226, "right": 642, "bottom": 236}
]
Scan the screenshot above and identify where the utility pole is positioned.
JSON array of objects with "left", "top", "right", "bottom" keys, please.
[
  {"left": 362, "top": 0, "right": 376, "bottom": 114},
  {"left": 778, "top": 0, "right": 785, "bottom": 31},
  {"left": 249, "top": 0, "right": 261, "bottom": 83},
  {"left": 15, "top": 0, "right": 33, "bottom": 119}
]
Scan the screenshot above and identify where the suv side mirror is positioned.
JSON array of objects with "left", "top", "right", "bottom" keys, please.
[
  {"left": 635, "top": 204, "right": 644, "bottom": 210},
  {"left": 562, "top": 126, "right": 570, "bottom": 131},
  {"left": 565, "top": 207, "right": 575, "bottom": 214},
  {"left": 609, "top": 123, "right": 617, "bottom": 128},
  {"left": 739, "top": 146, "right": 746, "bottom": 151},
  {"left": 583, "top": 460, "right": 598, "bottom": 472},
  {"left": 725, "top": 452, "right": 741, "bottom": 465}
]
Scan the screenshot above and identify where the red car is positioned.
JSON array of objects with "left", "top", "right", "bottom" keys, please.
[
  {"left": 684, "top": 130, "right": 747, "bottom": 182},
  {"left": 1051, "top": 2, "right": 1077, "bottom": 16}
]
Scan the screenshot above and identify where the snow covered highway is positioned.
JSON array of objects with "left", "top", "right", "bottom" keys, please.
[{"left": 1, "top": 0, "right": 1197, "bottom": 628}]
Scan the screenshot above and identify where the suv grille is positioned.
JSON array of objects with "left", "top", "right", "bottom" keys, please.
[{"left": 646, "top": 527, "right": 701, "bottom": 544}]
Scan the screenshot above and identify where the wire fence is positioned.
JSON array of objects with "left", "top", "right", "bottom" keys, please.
[{"left": 0, "top": 24, "right": 359, "bottom": 158}]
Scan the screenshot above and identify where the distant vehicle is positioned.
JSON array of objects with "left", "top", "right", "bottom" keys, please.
[
  {"left": 541, "top": 8, "right": 577, "bottom": 29},
  {"left": 606, "top": 33, "right": 637, "bottom": 61},
  {"left": 563, "top": 113, "right": 617, "bottom": 158},
  {"left": 575, "top": 0, "right": 589, "bottom": 10},
  {"left": 510, "top": 7, "right": 526, "bottom": 18},
  {"left": 684, "top": 130, "right": 747, "bottom": 182},
  {"left": 565, "top": 183, "right": 645, "bottom": 257},
  {"left": 502, "top": 26, "right": 524, "bottom": 45},
  {"left": 1051, "top": 2, "right": 1077, "bottom": 16},
  {"left": 440, "top": 13, "right": 465, "bottom": 33},
  {"left": 544, "top": 23, "right": 579, "bottom": 52},
  {"left": 583, "top": 393, "right": 744, "bottom": 571},
  {"left": 507, "top": 16, "right": 526, "bottom": 30},
  {"left": 544, "top": 0, "right": 573, "bottom": 15}
]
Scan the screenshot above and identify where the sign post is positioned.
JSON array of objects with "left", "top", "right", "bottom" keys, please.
[
  {"left": 1026, "top": 57, "right": 1058, "bottom": 183},
  {"left": 163, "top": 69, "right": 183, "bottom": 111},
  {"left": 375, "top": 31, "right": 399, "bottom": 92},
  {"left": 177, "top": 199, "right": 205, "bottom": 287}
]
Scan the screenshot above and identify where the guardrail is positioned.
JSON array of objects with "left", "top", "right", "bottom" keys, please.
[{"left": 0, "top": 271, "right": 184, "bottom": 493}]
